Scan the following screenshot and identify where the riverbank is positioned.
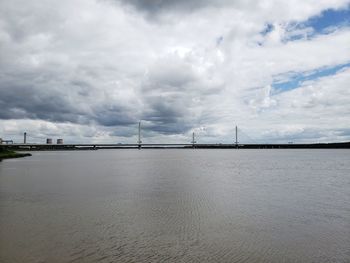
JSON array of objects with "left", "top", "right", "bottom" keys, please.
[{"left": 0, "top": 149, "right": 31, "bottom": 161}]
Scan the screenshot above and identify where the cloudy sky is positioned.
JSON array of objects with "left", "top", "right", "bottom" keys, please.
[{"left": 1, "top": 0, "right": 350, "bottom": 144}]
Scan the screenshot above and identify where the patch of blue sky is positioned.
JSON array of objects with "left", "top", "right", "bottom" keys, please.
[
  {"left": 260, "top": 23, "right": 274, "bottom": 36},
  {"left": 304, "top": 7, "right": 350, "bottom": 33},
  {"left": 287, "top": 7, "right": 350, "bottom": 39},
  {"left": 272, "top": 62, "right": 350, "bottom": 93},
  {"left": 260, "top": 6, "right": 350, "bottom": 43}
]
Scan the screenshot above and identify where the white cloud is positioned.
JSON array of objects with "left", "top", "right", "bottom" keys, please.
[
  {"left": 243, "top": 67, "right": 350, "bottom": 143},
  {"left": 0, "top": 0, "right": 350, "bottom": 143}
]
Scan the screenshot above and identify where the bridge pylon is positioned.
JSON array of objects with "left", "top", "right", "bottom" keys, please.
[
  {"left": 137, "top": 121, "right": 142, "bottom": 149},
  {"left": 191, "top": 132, "right": 196, "bottom": 148}
]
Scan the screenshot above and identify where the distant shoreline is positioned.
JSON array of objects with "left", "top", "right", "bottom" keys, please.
[
  {"left": 0, "top": 149, "right": 32, "bottom": 161},
  {"left": 1, "top": 141, "right": 350, "bottom": 151}
]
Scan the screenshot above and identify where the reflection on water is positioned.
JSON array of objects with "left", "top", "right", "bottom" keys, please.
[{"left": 0, "top": 149, "right": 349, "bottom": 262}]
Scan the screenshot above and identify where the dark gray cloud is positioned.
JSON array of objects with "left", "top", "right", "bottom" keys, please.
[
  {"left": 0, "top": 52, "right": 199, "bottom": 136},
  {"left": 93, "top": 106, "right": 138, "bottom": 127},
  {"left": 114, "top": 0, "right": 257, "bottom": 16},
  {"left": 0, "top": 86, "right": 140, "bottom": 131},
  {"left": 0, "top": 68, "right": 139, "bottom": 130},
  {"left": 142, "top": 98, "right": 190, "bottom": 134},
  {"left": 145, "top": 122, "right": 192, "bottom": 135},
  {"left": 115, "top": 0, "right": 222, "bottom": 14},
  {"left": 0, "top": 52, "right": 198, "bottom": 136},
  {"left": 0, "top": 82, "right": 82, "bottom": 123},
  {"left": 137, "top": 55, "right": 203, "bottom": 135}
]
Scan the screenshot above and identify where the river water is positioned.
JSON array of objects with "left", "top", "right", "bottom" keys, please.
[{"left": 0, "top": 149, "right": 349, "bottom": 262}]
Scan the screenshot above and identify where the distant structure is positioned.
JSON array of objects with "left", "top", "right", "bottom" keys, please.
[
  {"left": 57, "top": 139, "right": 63, "bottom": 144},
  {"left": 24, "top": 132, "right": 27, "bottom": 144},
  {"left": 137, "top": 121, "right": 142, "bottom": 149},
  {"left": 1, "top": 139, "right": 13, "bottom": 144},
  {"left": 191, "top": 132, "right": 196, "bottom": 148},
  {"left": 46, "top": 138, "right": 52, "bottom": 144}
]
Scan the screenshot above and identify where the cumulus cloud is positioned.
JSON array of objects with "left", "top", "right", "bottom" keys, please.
[{"left": 0, "top": 0, "right": 350, "bottom": 143}]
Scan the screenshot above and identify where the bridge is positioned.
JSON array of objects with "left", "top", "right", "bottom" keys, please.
[
  {"left": 1, "top": 142, "right": 350, "bottom": 150},
  {"left": 1, "top": 124, "right": 350, "bottom": 150}
]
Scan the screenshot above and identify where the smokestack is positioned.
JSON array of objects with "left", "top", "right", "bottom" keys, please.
[{"left": 24, "top": 132, "right": 27, "bottom": 144}]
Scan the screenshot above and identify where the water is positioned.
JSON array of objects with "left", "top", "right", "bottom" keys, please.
[{"left": 0, "top": 149, "right": 349, "bottom": 263}]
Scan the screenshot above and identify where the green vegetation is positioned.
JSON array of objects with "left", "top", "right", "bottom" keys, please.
[{"left": 0, "top": 148, "right": 31, "bottom": 161}]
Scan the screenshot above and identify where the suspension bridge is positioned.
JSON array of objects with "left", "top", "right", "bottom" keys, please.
[{"left": 1, "top": 123, "right": 350, "bottom": 150}]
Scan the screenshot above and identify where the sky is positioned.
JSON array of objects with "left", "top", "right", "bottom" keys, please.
[{"left": 0, "top": 0, "right": 350, "bottom": 144}]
